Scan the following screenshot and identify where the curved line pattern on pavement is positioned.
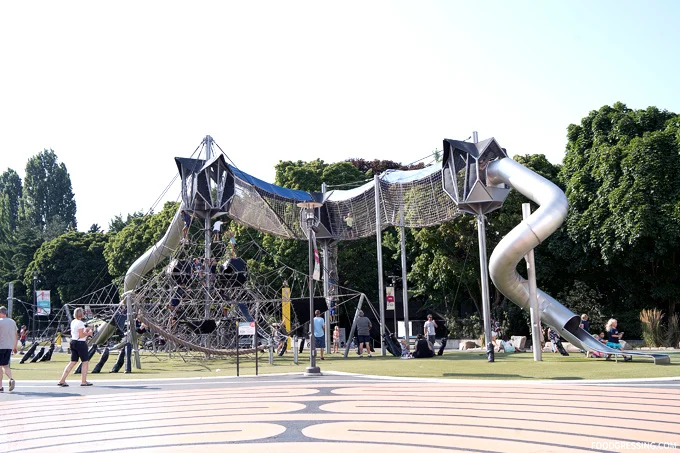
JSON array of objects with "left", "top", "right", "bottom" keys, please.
[{"left": 2, "top": 382, "right": 679, "bottom": 452}]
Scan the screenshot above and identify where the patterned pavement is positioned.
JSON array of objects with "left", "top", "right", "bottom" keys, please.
[{"left": 2, "top": 376, "right": 680, "bottom": 452}]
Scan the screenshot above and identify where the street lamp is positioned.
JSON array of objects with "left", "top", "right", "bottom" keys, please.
[
  {"left": 297, "top": 200, "right": 323, "bottom": 376},
  {"left": 32, "top": 271, "right": 38, "bottom": 341}
]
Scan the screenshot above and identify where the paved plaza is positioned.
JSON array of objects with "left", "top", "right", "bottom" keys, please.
[{"left": 2, "top": 374, "right": 679, "bottom": 452}]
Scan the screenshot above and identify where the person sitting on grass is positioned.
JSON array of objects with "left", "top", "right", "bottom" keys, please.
[
  {"left": 499, "top": 335, "right": 516, "bottom": 353},
  {"left": 412, "top": 334, "right": 434, "bottom": 358},
  {"left": 400, "top": 338, "right": 412, "bottom": 359}
]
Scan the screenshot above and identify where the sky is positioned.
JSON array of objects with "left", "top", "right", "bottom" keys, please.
[{"left": 1, "top": 1, "right": 679, "bottom": 231}]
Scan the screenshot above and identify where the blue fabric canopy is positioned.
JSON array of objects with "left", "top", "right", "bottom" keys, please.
[{"left": 228, "top": 164, "right": 313, "bottom": 202}]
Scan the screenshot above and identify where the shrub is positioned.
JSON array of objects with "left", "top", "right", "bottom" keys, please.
[
  {"left": 639, "top": 308, "right": 665, "bottom": 347},
  {"left": 666, "top": 313, "right": 680, "bottom": 349}
]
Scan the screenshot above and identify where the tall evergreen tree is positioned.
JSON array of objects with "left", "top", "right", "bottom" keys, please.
[
  {"left": 22, "top": 149, "right": 77, "bottom": 233},
  {"left": 0, "top": 169, "right": 22, "bottom": 231}
]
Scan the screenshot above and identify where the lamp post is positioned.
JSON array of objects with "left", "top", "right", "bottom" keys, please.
[
  {"left": 297, "top": 201, "right": 323, "bottom": 375},
  {"left": 32, "top": 272, "right": 38, "bottom": 341}
]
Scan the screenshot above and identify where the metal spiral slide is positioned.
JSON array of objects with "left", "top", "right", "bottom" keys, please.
[{"left": 487, "top": 157, "right": 670, "bottom": 365}]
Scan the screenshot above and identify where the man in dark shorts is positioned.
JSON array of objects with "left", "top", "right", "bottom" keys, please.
[
  {"left": 355, "top": 310, "right": 372, "bottom": 357},
  {"left": 0, "top": 306, "right": 18, "bottom": 392}
]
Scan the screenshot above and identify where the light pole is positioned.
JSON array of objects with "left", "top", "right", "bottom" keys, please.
[
  {"left": 297, "top": 201, "right": 323, "bottom": 376},
  {"left": 32, "top": 272, "right": 38, "bottom": 341}
]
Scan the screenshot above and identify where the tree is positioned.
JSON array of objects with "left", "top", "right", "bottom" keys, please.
[
  {"left": 0, "top": 169, "right": 22, "bottom": 231},
  {"left": 104, "top": 202, "right": 178, "bottom": 279},
  {"left": 21, "top": 149, "right": 77, "bottom": 233},
  {"left": 26, "top": 230, "right": 112, "bottom": 308},
  {"left": 108, "top": 211, "right": 145, "bottom": 235},
  {"left": 560, "top": 103, "right": 680, "bottom": 328}
]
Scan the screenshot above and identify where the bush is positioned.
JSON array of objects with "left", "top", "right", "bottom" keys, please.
[
  {"left": 666, "top": 313, "right": 680, "bottom": 348},
  {"left": 639, "top": 308, "right": 665, "bottom": 347},
  {"left": 444, "top": 312, "right": 483, "bottom": 339}
]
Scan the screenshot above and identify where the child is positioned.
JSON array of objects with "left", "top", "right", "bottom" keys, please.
[
  {"left": 332, "top": 326, "right": 340, "bottom": 354},
  {"left": 400, "top": 339, "right": 412, "bottom": 359},
  {"left": 605, "top": 318, "right": 632, "bottom": 362}
]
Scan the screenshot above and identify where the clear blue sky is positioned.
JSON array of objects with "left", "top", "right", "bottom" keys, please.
[{"left": 1, "top": 1, "right": 678, "bottom": 230}]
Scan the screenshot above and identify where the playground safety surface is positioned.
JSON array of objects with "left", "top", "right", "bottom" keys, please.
[{"left": 2, "top": 373, "right": 679, "bottom": 452}]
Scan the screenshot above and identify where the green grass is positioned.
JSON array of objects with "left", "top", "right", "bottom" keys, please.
[{"left": 9, "top": 349, "right": 680, "bottom": 381}]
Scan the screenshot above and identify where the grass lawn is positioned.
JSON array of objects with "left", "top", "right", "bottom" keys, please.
[{"left": 8, "top": 349, "right": 680, "bottom": 381}]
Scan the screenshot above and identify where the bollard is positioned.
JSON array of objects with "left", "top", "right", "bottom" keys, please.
[
  {"left": 486, "top": 342, "right": 495, "bottom": 362},
  {"left": 293, "top": 335, "right": 298, "bottom": 365}
]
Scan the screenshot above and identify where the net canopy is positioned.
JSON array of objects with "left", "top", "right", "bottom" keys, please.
[{"left": 178, "top": 156, "right": 461, "bottom": 241}]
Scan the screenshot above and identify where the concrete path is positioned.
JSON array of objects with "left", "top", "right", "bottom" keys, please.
[{"left": 2, "top": 373, "right": 679, "bottom": 452}]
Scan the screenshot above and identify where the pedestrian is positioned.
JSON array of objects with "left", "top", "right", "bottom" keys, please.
[
  {"left": 0, "top": 306, "right": 18, "bottom": 392},
  {"left": 355, "top": 310, "right": 372, "bottom": 357},
  {"left": 19, "top": 325, "right": 28, "bottom": 351},
  {"left": 313, "top": 310, "right": 325, "bottom": 360},
  {"left": 424, "top": 314, "right": 438, "bottom": 347},
  {"left": 224, "top": 231, "right": 237, "bottom": 258},
  {"left": 180, "top": 210, "right": 192, "bottom": 242},
  {"left": 57, "top": 307, "right": 94, "bottom": 387},
  {"left": 332, "top": 326, "right": 340, "bottom": 354}
]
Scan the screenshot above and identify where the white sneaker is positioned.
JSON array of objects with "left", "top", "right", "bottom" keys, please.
[{"left": 368, "top": 353, "right": 372, "bottom": 357}]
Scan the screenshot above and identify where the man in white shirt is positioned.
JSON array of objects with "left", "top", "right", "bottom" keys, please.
[
  {"left": 424, "top": 314, "right": 438, "bottom": 347},
  {"left": 0, "top": 306, "right": 18, "bottom": 392}
]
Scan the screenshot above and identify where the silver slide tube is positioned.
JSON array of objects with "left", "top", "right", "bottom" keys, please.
[
  {"left": 124, "top": 206, "right": 185, "bottom": 293},
  {"left": 487, "top": 158, "right": 670, "bottom": 364},
  {"left": 487, "top": 158, "right": 579, "bottom": 335}
]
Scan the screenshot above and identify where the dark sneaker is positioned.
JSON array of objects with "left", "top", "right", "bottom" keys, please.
[{"left": 8, "top": 379, "right": 15, "bottom": 392}]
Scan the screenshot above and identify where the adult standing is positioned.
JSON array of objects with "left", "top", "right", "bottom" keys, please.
[
  {"left": 58, "top": 307, "right": 94, "bottom": 387},
  {"left": 0, "top": 306, "right": 18, "bottom": 392},
  {"left": 355, "top": 310, "right": 372, "bottom": 357},
  {"left": 424, "top": 314, "right": 438, "bottom": 347},
  {"left": 313, "top": 310, "right": 325, "bottom": 360}
]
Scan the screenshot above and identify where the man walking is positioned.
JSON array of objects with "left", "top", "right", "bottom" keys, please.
[
  {"left": 356, "top": 310, "right": 372, "bottom": 357},
  {"left": 313, "top": 310, "right": 325, "bottom": 360},
  {"left": 0, "top": 306, "right": 18, "bottom": 392},
  {"left": 424, "top": 314, "right": 438, "bottom": 348}
]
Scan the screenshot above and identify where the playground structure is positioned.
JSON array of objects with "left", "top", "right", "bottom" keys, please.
[{"left": 19, "top": 133, "right": 670, "bottom": 368}]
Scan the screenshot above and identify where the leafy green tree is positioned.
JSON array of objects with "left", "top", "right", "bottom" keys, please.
[
  {"left": 108, "top": 211, "right": 145, "bottom": 234},
  {"left": 104, "top": 202, "right": 178, "bottom": 279},
  {"left": 560, "top": 103, "right": 680, "bottom": 331},
  {"left": 26, "top": 230, "right": 112, "bottom": 307},
  {"left": 21, "top": 149, "right": 77, "bottom": 233}
]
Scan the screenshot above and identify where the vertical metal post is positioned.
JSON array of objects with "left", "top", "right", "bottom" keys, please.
[
  {"left": 126, "top": 292, "right": 141, "bottom": 369},
  {"left": 322, "top": 240, "right": 331, "bottom": 355},
  {"left": 293, "top": 335, "right": 299, "bottom": 364},
  {"left": 236, "top": 321, "right": 240, "bottom": 377},
  {"left": 523, "top": 203, "right": 543, "bottom": 361},
  {"left": 399, "top": 214, "right": 410, "bottom": 350},
  {"left": 7, "top": 282, "right": 13, "bottom": 317},
  {"left": 32, "top": 273, "right": 37, "bottom": 341},
  {"left": 375, "top": 175, "right": 386, "bottom": 355},
  {"left": 305, "top": 210, "right": 320, "bottom": 375},
  {"left": 321, "top": 182, "right": 331, "bottom": 355},
  {"left": 477, "top": 214, "right": 494, "bottom": 362},
  {"left": 254, "top": 301, "right": 259, "bottom": 376}
]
